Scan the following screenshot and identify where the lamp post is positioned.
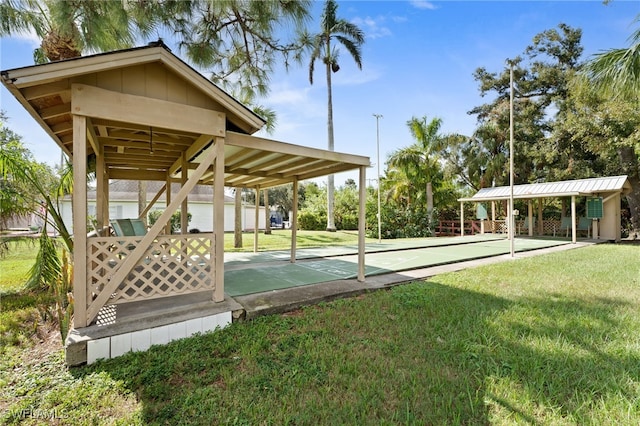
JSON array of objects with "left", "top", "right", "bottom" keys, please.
[
  {"left": 508, "top": 60, "right": 515, "bottom": 258},
  {"left": 373, "top": 114, "right": 383, "bottom": 243}
]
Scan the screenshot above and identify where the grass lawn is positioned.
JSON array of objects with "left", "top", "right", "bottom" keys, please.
[
  {"left": 2, "top": 243, "right": 640, "bottom": 424},
  {"left": 222, "top": 229, "right": 366, "bottom": 252}
]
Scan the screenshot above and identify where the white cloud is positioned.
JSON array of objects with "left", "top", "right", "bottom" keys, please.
[
  {"left": 409, "top": 0, "right": 438, "bottom": 11},
  {"left": 352, "top": 16, "right": 392, "bottom": 40}
]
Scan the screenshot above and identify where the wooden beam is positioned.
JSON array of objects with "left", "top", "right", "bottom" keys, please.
[
  {"left": 72, "top": 84, "right": 225, "bottom": 137},
  {"left": 108, "top": 169, "right": 166, "bottom": 181},
  {"left": 22, "top": 81, "right": 70, "bottom": 100},
  {"left": 85, "top": 117, "right": 98, "bottom": 154},
  {"left": 140, "top": 183, "right": 166, "bottom": 219},
  {"left": 213, "top": 138, "right": 225, "bottom": 302},
  {"left": 358, "top": 166, "right": 366, "bottom": 282},
  {"left": 227, "top": 151, "right": 269, "bottom": 172},
  {"left": 226, "top": 131, "right": 370, "bottom": 166},
  {"left": 290, "top": 179, "right": 298, "bottom": 263},
  {"left": 168, "top": 134, "right": 215, "bottom": 176},
  {"left": 72, "top": 115, "right": 88, "bottom": 328},
  {"left": 40, "top": 103, "right": 70, "bottom": 120},
  {"left": 86, "top": 136, "right": 219, "bottom": 324}
]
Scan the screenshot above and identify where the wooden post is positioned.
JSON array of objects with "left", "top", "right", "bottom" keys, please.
[
  {"left": 181, "top": 152, "right": 188, "bottom": 234},
  {"left": 571, "top": 195, "right": 577, "bottom": 244},
  {"left": 165, "top": 175, "right": 172, "bottom": 235},
  {"left": 460, "top": 202, "right": 464, "bottom": 236},
  {"left": 358, "top": 165, "right": 366, "bottom": 282},
  {"left": 95, "top": 141, "right": 105, "bottom": 232},
  {"left": 72, "top": 114, "right": 88, "bottom": 328},
  {"left": 213, "top": 137, "right": 225, "bottom": 302},
  {"left": 290, "top": 179, "right": 298, "bottom": 263},
  {"left": 254, "top": 186, "right": 260, "bottom": 253},
  {"left": 537, "top": 198, "right": 543, "bottom": 235},
  {"left": 528, "top": 200, "right": 533, "bottom": 236}
]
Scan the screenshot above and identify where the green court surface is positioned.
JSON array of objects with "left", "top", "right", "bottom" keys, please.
[{"left": 224, "top": 236, "right": 571, "bottom": 297}]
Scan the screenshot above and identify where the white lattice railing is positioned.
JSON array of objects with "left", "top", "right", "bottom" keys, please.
[
  {"left": 486, "top": 220, "right": 565, "bottom": 236},
  {"left": 87, "top": 233, "right": 215, "bottom": 310}
]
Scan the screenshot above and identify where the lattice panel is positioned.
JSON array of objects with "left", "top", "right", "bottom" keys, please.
[{"left": 87, "top": 233, "right": 215, "bottom": 306}]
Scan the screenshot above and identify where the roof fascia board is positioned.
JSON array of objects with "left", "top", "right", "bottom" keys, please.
[
  {"left": 226, "top": 131, "right": 370, "bottom": 167},
  {"left": 4, "top": 49, "right": 165, "bottom": 88}
]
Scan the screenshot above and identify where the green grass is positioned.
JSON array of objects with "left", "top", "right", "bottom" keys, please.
[
  {"left": 222, "top": 229, "right": 366, "bottom": 252},
  {"left": 2, "top": 243, "right": 640, "bottom": 424}
]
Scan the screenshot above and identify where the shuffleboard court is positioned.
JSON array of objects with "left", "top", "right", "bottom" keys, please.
[{"left": 224, "top": 237, "right": 572, "bottom": 297}]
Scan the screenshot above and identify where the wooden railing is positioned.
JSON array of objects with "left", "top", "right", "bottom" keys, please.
[
  {"left": 435, "top": 220, "right": 482, "bottom": 236},
  {"left": 86, "top": 233, "right": 215, "bottom": 318}
]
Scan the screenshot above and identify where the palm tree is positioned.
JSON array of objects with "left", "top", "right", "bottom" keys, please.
[
  {"left": 306, "top": 0, "right": 364, "bottom": 231},
  {"left": 388, "top": 116, "right": 444, "bottom": 228},
  {"left": 582, "top": 15, "right": 640, "bottom": 238},
  {"left": 0, "top": 0, "right": 152, "bottom": 63}
]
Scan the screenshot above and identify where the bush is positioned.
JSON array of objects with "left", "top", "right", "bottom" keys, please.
[
  {"left": 148, "top": 210, "right": 192, "bottom": 233},
  {"left": 298, "top": 210, "right": 326, "bottom": 230}
]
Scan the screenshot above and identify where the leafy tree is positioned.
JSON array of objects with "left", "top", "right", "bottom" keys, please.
[
  {"left": 305, "top": 0, "right": 364, "bottom": 231},
  {"left": 556, "top": 75, "right": 640, "bottom": 237},
  {"left": 582, "top": 16, "right": 640, "bottom": 237},
  {"left": 467, "top": 24, "right": 585, "bottom": 185}
]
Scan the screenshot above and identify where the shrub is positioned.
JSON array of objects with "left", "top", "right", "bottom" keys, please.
[{"left": 298, "top": 210, "right": 326, "bottom": 230}]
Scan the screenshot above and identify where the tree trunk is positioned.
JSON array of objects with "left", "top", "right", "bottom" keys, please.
[
  {"left": 325, "top": 60, "right": 336, "bottom": 232},
  {"left": 426, "top": 181, "right": 433, "bottom": 230},
  {"left": 619, "top": 146, "right": 640, "bottom": 238},
  {"left": 234, "top": 188, "right": 242, "bottom": 248}
]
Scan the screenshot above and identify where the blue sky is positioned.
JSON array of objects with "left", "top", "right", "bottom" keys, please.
[{"left": 1, "top": 1, "right": 639, "bottom": 186}]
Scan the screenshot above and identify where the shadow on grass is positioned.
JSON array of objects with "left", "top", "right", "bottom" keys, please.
[{"left": 73, "top": 280, "right": 639, "bottom": 424}]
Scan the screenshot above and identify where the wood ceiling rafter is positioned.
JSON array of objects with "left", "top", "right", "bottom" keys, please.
[
  {"left": 22, "top": 81, "right": 70, "bottom": 101},
  {"left": 226, "top": 151, "right": 268, "bottom": 172},
  {"left": 102, "top": 143, "right": 185, "bottom": 154},
  {"left": 247, "top": 153, "right": 297, "bottom": 173}
]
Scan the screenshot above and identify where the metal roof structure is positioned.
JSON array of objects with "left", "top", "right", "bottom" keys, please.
[{"left": 459, "top": 175, "right": 631, "bottom": 202}]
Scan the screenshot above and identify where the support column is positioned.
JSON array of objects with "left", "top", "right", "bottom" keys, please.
[
  {"left": 571, "top": 195, "right": 577, "bottom": 244},
  {"left": 537, "top": 198, "right": 543, "bottom": 235},
  {"left": 290, "top": 179, "right": 298, "bottom": 263},
  {"left": 181, "top": 152, "right": 188, "bottom": 234},
  {"left": 491, "top": 201, "right": 496, "bottom": 233},
  {"left": 213, "top": 137, "right": 225, "bottom": 302},
  {"left": 358, "top": 166, "right": 366, "bottom": 282},
  {"left": 528, "top": 200, "right": 533, "bottom": 236},
  {"left": 72, "top": 115, "right": 88, "bottom": 328},
  {"left": 253, "top": 186, "right": 260, "bottom": 253},
  {"left": 165, "top": 175, "right": 172, "bottom": 235},
  {"left": 460, "top": 202, "right": 464, "bottom": 236},
  {"left": 95, "top": 141, "right": 105, "bottom": 232}
]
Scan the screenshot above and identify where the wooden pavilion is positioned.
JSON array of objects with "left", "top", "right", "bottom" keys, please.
[
  {"left": 458, "top": 175, "right": 632, "bottom": 243},
  {"left": 2, "top": 42, "right": 370, "bottom": 364}
]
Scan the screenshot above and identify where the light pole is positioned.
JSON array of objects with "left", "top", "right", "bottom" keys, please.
[
  {"left": 373, "top": 114, "right": 383, "bottom": 243},
  {"left": 508, "top": 60, "right": 515, "bottom": 258}
]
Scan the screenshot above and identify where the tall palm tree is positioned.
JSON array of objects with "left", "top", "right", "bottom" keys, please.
[
  {"left": 583, "top": 15, "right": 640, "bottom": 238},
  {"left": 388, "top": 116, "right": 444, "bottom": 227},
  {"left": 306, "top": 0, "right": 364, "bottom": 231}
]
